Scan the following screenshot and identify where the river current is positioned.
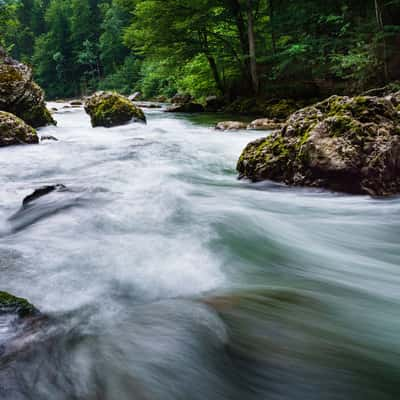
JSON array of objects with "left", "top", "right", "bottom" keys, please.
[{"left": 0, "top": 104, "right": 399, "bottom": 399}]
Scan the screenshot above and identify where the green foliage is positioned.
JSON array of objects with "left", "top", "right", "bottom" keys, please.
[{"left": 2, "top": 0, "right": 400, "bottom": 99}]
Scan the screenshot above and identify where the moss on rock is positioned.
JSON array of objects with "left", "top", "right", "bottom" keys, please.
[
  {"left": 0, "top": 111, "right": 39, "bottom": 146},
  {"left": 85, "top": 91, "right": 146, "bottom": 127},
  {"left": 0, "top": 50, "right": 55, "bottom": 128},
  {"left": 237, "top": 94, "right": 400, "bottom": 196},
  {"left": 0, "top": 291, "right": 39, "bottom": 317}
]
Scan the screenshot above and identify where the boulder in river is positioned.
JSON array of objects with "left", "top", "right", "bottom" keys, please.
[
  {"left": 70, "top": 100, "right": 83, "bottom": 106},
  {"left": 0, "top": 111, "right": 38, "bottom": 147},
  {"left": 84, "top": 91, "right": 146, "bottom": 127},
  {"left": 247, "top": 118, "right": 284, "bottom": 131},
  {"left": 23, "top": 184, "right": 67, "bottom": 207},
  {"left": 0, "top": 291, "right": 39, "bottom": 317},
  {"left": 0, "top": 48, "right": 55, "bottom": 128},
  {"left": 215, "top": 121, "right": 248, "bottom": 131},
  {"left": 165, "top": 102, "right": 204, "bottom": 113},
  {"left": 237, "top": 95, "right": 400, "bottom": 196},
  {"left": 40, "top": 135, "right": 58, "bottom": 142}
]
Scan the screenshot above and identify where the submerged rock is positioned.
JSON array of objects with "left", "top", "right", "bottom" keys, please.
[
  {"left": 0, "top": 111, "right": 38, "bottom": 147},
  {"left": 22, "top": 184, "right": 67, "bottom": 207},
  {"left": 165, "top": 102, "right": 204, "bottom": 113},
  {"left": 40, "top": 135, "right": 58, "bottom": 142},
  {"left": 0, "top": 48, "right": 55, "bottom": 128},
  {"left": 0, "top": 291, "right": 39, "bottom": 317},
  {"left": 247, "top": 118, "right": 284, "bottom": 131},
  {"left": 215, "top": 121, "right": 248, "bottom": 131},
  {"left": 70, "top": 100, "right": 82, "bottom": 106},
  {"left": 237, "top": 95, "right": 400, "bottom": 196},
  {"left": 84, "top": 91, "right": 146, "bottom": 127}
]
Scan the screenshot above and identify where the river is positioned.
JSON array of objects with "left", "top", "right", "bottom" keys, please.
[{"left": 0, "top": 104, "right": 399, "bottom": 399}]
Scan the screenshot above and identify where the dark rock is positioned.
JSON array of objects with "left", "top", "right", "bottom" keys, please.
[
  {"left": 165, "top": 102, "right": 204, "bottom": 113},
  {"left": 23, "top": 184, "right": 67, "bottom": 207},
  {"left": 0, "top": 47, "right": 55, "bottom": 128},
  {"left": 40, "top": 135, "right": 58, "bottom": 142},
  {"left": 0, "top": 291, "right": 39, "bottom": 317},
  {"left": 237, "top": 95, "right": 400, "bottom": 196},
  {"left": 215, "top": 121, "right": 248, "bottom": 131},
  {"left": 0, "top": 111, "right": 38, "bottom": 147},
  {"left": 84, "top": 91, "right": 146, "bottom": 127},
  {"left": 70, "top": 100, "right": 82, "bottom": 106},
  {"left": 205, "top": 96, "right": 225, "bottom": 112},
  {"left": 170, "top": 93, "right": 192, "bottom": 104}
]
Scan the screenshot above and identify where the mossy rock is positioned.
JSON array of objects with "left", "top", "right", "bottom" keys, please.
[
  {"left": 0, "top": 111, "right": 39, "bottom": 147},
  {"left": 85, "top": 91, "right": 146, "bottom": 128},
  {"left": 237, "top": 94, "right": 400, "bottom": 196},
  {"left": 0, "top": 51, "right": 55, "bottom": 128},
  {"left": 0, "top": 291, "right": 39, "bottom": 317}
]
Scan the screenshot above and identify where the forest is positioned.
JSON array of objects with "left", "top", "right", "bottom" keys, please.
[{"left": 1, "top": 0, "right": 400, "bottom": 100}]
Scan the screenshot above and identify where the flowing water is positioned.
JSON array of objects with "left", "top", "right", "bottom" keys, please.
[{"left": 1, "top": 104, "right": 400, "bottom": 399}]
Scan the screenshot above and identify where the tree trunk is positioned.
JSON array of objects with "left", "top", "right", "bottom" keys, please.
[
  {"left": 247, "top": 0, "right": 259, "bottom": 94},
  {"left": 269, "top": 0, "right": 277, "bottom": 54},
  {"left": 206, "top": 55, "right": 224, "bottom": 94},
  {"left": 375, "top": 0, "right": 389, "bottom": 81}
]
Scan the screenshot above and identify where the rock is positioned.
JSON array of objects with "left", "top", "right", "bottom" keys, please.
[
  {"left": 84, "top": 91, "right": 146, "bottom": 127},
  {"left": 70, "top": 100, "right": 82, "bottom": 106},
  {"left": 63, "top": 105, "right": 71, "bottom": 109},
  {"left": 165, "top": 102, "right": 204, "bottom": 113},
  {"left": 23, "top": 184, "right": 67, "bottom": 207},
  {"left": 128, "top": 92, "right": 141, "bottom": 101},
  {"left": 215, "top": 121, "right": 248, "bottom": 131},
  {"left": 40, "top": 135, "right": 58, "bottom": 142},
  {"left": 237, "top": 95, "right": 400, "bottom": 196},
  {"left": 205, "top": 96, "right": 225, "bottom": 112},
  {"left": 0, "top": 291, "right": 39, "bottom": 317},
  {"left": 0, "top": 111, "right": 38, "bottom": 147},
  {"left": 0, "top": 47, "right": 55, "bottom": 128},
  {"left": 223, "top": 98, "right": 300, "bottom": 119},
  {"left": 247, "top": 118, "right": 284, "bottom": 131},
  {"left": 170, "top": 93, "right": 192, "bottom": 104},
  {"left": 153, "top": 95, "right": 167, "bottom": 102}
]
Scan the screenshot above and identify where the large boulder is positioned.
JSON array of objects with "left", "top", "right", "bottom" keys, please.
[
  {"left": 0, "top": 291, "right": 39, "bottom": 317},
  {"left": 0, "top": 111, "right": 39, "bottom": 147},
  {"left": 84, "top": 91, "right": 146, "bottom": 127},
  {"left": 0, "top": 48, "right": 55, "bottom": 128},
  {"left": 237, "top": 95, "right": 400, "bottom": 196}
]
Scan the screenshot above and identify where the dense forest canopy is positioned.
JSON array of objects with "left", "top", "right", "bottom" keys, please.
[{"left": 1, "top": 0, "right": 400, "bottom": 99}]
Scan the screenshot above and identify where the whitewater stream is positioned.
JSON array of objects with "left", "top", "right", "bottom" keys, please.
[{"left": 1, "top": 104, "right": 400, "bottom": 399}]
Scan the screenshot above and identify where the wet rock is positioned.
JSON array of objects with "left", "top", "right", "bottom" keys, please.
[
  {"left": 237, "top": 95, "right": 400, "bottom": 196},
  {"left": 40, "top": 135, "right": 58, "bottom": 142},
  {"left": 84, "top": 91, "right": 146, "bottom": 127},
  {"left": 204, "top": 96, "right": 225, "bottom": 112},
  {"left": 70, "top": 100, "right": 82, "bottom": 106},
  {"left": 165, "top": 102, "right": 204, "bottom": 113},
  {"left": 128, "top": 92, "right": 141, "bottom": 101},
  {"left": 23, "top": 184, "right": 67, "bottom": 207},
  {"left": 0, "top": 111, "right": 38, "bottom": 147},
  {"left": 170, "top": 93, "right": 192, "bottom": 104},
  {"left": 0, "top": 292, "right": 39, "bottom": 317},
  {"left": 215, "top": 121, "right": 248, "bottom": 131},
  {"left": 247, "top": 118, "right": 284, "bottom": 131},
  {"left": 0, "top": 47, "right": 55, "bottom": 128}
]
